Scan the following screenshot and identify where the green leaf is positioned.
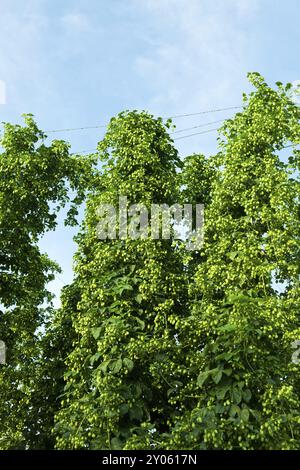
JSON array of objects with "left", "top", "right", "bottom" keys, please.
[
  {"left": 242, "top": 389, "right": 252, "bottom": 403},
  {"left": 129, "top": 405, "right": 143, "bottom": 421},
  {"left": 167, "top": 381, "right": 183, "bottom": 397},
  {"left": 215, "top": 352, "right": 234, "bottom": 361},
  {"left": 64, "top": 370, "right": 76, "bottom": 378},
  {"left": 91, "top": 327, "right": 101, "bottom": 340},
  {"left": 216, "top": 385, "right": 230, "bottom": 400},
  {"left": 98, "top": 360, "right": 111, "bottom": 374},
  {"left": 212, "top": 369, "right": 223, "bottom": 384},
  {"left": 111, "top": 358, "right": 123, "bottom": 374},
  {"left": 111, "top": 437, "right": 122, "bottom": 450},
  {"left": 215, "top": 403, "right": 225, "bottom": 413},
  {"left": 90, "top": 352, "right": 101, "bottom": 365},
  {"left": 218, "top": 324, "right": 236, "bottom": 333},
  {"left": 119, "top": 404, "right": 129, "bottom": 416},
  {"left": 133, "top": 317, "right": 145, "bottom": 330},
  {"left": 197, "top": 371, "right": 210, "bottom": 387},
  {"left": 232, "top": 388, "right": 242, "bottom": 404},
  {"left": 230, "top": 404, "right": 240, "bottom": 417},
  {"left": 228, "top": 251, "right": 239, "bottom": 260},
  {"left": 123, "top": 358, "right": 134, "bottom": 372},
  {"left": 241, "top": 408, "right": 250, "bottom": 422}
]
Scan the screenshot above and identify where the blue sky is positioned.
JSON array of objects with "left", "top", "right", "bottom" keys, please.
[{"left": 0, "top": 0, "right": 299, "bottom": 305}]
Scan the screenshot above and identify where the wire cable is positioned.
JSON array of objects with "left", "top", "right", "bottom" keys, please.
[
  {"left": 70, "top": 140, "right": 299, "bottom": 156},
  {"left": 166, "top": 106, "right": 242, "bottom": 119},
  {"left": 70, "top": 127, "right": 222, "bottom": 153},
  {"left": 170, "top": 119, "right": 225, "bottom": 135},
  {"left": 45, "top": 124, "right": 107, "bottom": 134},
  {"left": 173, "top": 128, "right": 219, "bottom": 140},
  {"left": 44, "top": 106, "right": 242, "bottom": 134}
]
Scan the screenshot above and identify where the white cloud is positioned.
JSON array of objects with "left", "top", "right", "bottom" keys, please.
[
  {"left": 133, "top": 0, "right": 260, "bottom": 122},
  {"left": 235, "top": 0, "right": 259, "bottom": 18},
  {"left": 60, "top": 13, "right": 91, "bottom": 32},
  {"left": 0, "top": 5, "right": 54, "bottom": 113}
]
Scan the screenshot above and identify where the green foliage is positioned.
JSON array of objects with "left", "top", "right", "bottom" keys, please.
[
  {"left": 0, "top": 115, "right": 93, "bottom": 448},
  {"left": 160, "top": 73, "right": 300, "bottom": 450},
  {"left": 53, "top": 111, "right": 187, "bottom": 449},
  {"left": 1, "top": 74, "right": 300, "bottom": 450}
]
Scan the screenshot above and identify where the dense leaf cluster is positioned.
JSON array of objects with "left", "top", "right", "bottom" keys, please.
[{"left": 1, "top": 74, "right": 300, "bottom": 449}]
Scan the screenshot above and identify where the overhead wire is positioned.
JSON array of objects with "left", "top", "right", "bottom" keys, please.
[
  {"left": 165, "top": 106, "right": 242, "bottom": 119},
  {"left": 44, "top": 105, "right": 242, "bottom": 134},
  {"left": 170, "top": 119, "right": 226, "bottom": 134},
  {"left": 173, "top": 127, "right": 219, "bottom": 140},
  {"left": 3, "top": 101, "right": 297, "bottom": 154},
  {"left": 69, "top": 126, "right": 222, "bottom": 155},
  {"left": 70, "top": 140, "right": 299, "bottom": 156}
]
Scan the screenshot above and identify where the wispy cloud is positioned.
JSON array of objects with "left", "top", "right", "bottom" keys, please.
[
  {"left": 60, "top": 13, "right": 91, "bottom": 32},
  {"left": 133, "top": 0, "right": 259, "bottom": 115},
  {"left": 0, "top": 4, "right": 53, "bottom": 113},
  {"left": 235, "top": 0, "right": 259, "bottom": 18}
]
